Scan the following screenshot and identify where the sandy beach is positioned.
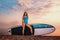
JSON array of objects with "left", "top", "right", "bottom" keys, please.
[{"left": 0, "top": 35, "right": 60, "bottom": 40}]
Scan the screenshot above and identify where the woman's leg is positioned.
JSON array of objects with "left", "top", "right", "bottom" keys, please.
[
  {"left": 22, "top": 22, "right": 25, "bottom": 35},
  {"left": 26, "top": 24, "right": 33, "bottom": 34}
]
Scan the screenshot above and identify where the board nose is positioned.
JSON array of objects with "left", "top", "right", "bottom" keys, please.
[
  {"left": 47, "top": 25, "right": 55, "bottom": 33},
  {"left": 8, "top": 29, "right": 12, "bottom": 35}
]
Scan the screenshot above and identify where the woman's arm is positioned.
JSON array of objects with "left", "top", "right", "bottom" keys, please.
[{"left": 22, "top": 15, "right": 24, "bottom": 24}]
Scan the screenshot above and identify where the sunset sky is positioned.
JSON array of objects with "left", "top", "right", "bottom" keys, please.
[{"left": 0, "top": 0, "right": 60, "bottom": 36}]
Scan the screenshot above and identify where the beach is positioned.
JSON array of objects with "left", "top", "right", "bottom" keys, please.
[{"left": 0, "top": 35, "right": 60, "bottom": 40}]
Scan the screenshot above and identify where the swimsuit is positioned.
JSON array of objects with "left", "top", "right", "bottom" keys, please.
[{"left": 23, "top": 16, "right": 28, "bottom": 24}]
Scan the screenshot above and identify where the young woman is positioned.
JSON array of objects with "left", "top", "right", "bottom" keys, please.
[{"left": 22, "top": 12, "right": 33, "bottom": 35}]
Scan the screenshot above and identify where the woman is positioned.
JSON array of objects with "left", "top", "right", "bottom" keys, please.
[{"left": 22, "top": 12, "right": 33, "bottom": 35}]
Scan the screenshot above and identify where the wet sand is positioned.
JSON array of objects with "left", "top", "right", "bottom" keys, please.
[{"left": 0, "top": 35, "right": 60, "bottom": 40}]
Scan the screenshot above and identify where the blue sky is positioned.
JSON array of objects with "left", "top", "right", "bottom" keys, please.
[{"left": 0, "top": 0, "right": 17, "bottom": 14}]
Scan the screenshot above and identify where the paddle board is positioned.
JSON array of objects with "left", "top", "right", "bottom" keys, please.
[{"left": 8, "top": 24, "right": 55, "bottom": 35}]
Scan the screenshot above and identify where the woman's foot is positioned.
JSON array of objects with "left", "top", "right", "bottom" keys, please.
[{"left": 31, "top": 30, "right": 33, "bottom": 35}]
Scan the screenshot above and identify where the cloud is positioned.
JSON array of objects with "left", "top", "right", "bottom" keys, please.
[
  {"left": 6, "top": 0, "right": 51, "bottom": 18},
  {"left": 17, "top": 0, "right": 50, "bottom": 9},
  {"left": 17, "top": 0, "right": 32, "bottom": 9}
]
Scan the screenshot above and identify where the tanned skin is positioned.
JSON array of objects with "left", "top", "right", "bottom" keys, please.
[{"left": 22, "top": 12, "right": 33, "bottom": 35}]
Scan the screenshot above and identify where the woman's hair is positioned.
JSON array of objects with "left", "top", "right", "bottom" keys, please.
[{"left": 23, "top": 11, "right": 28, "bottom": 16}]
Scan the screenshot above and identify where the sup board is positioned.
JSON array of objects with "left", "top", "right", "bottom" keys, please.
[{"left": 8, "top": 24, "right": 55, "bottom": 35}]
